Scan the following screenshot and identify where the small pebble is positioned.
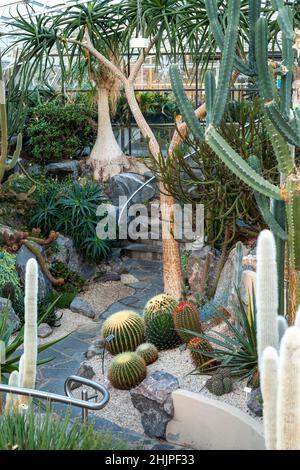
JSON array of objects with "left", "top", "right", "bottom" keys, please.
[{"left": 38, "top": 323, "right": 53, "bottom": 339}]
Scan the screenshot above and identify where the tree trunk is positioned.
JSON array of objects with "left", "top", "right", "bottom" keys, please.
[
  {"left": 88, "top": 86, "right": 130, "bottom": 182},
  {"left": 124, "top": 83, "right": 183, "bottom": 298}
]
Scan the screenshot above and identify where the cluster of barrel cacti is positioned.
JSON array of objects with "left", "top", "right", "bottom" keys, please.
[
  {"left": 170, "top": 0, "right": 300, "bottom": 324},
  {"left": 4, "top": 258, "right": 38, "bottom": 412},
  {"left": 0, "top": 54, "right": 22, "bottom": 184}
]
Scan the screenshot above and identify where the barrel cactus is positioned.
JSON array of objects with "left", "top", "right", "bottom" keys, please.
[
  {"left": 107, "top": 352, "right": 147, "bottom": 390},
  {"left": 136, "top": 343, "right": 158, "bottom": 365},
  {"left": 187, "top": 337, "right": 214, "bottom": 369},
  {"left": 173, "top": 301, "right": 203, "bottom": 343},
  {"left": 206, "top": 371, "right": 233, "bottom": 396},
  {"left": 146, "top": 311, "right": 181, "bottom": 350},
  {"left": 143, "top": 294, "right": 177, "bottom": 324},
  {"left": 101, "top": 310, "right": 145, "bottom": 355}
]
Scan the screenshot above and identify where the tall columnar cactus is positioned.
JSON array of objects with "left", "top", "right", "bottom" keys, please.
[
  {"left": 0, "top": 54, "right": 22, "bottom": 184},
  {"left": 256, "top": 230, "right": 279, "bottom": 366},
  {"left": 170, "top": 0, "right": 300, "bottom": 323},
  {"left": 172, "top": 301, "right": 203, "bottom": 344},
  {"left": 101, "top": 310, "right": 145, "bottom": 355}
]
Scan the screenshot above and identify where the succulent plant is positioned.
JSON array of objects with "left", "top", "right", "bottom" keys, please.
[
  {"left": 136, "top": 343, "right": 158, "bottom": 365},
  {"left": 173, "top": 301, "right": 203, "bottom": 343},
  {"left": 187, "top": 337, "right": 214, "bottom": 369},
  {"left": 143, "top": 294, "right": 177, "bottom": 324},
  {"left": 146, "top": 311, "right": 181, "bottom": 351},
  {"left": 206, "top": 371, "right": 233, "bottom": 396},
  {"left": 101, "top": 310, "right": 145, "bottom": 355},
  {"left": 107, "top": 352, "right": 147, "bottom": 390}
]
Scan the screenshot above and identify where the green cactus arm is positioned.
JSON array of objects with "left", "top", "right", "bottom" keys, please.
[
  {"left": 205, "top": 125, "right": 282, "bottom": 200},
  {"left": 204, "top": 70, "right": 215, "bottom": 126},
  {"left": 212, "top": 0, "right": 241, "bottom": 127},
  {"left": 255, "top": 17, "right": 276, "bottom": 101},
  {"left": 280, "top": 34, "right": 294, "bottom": 117},
  {"left": 265, "top": 101, "right": 300, "bottom": 147},
  {"left": 170, "top": 64, "right": 204, "bottom": 141},
  {"left": 6, "top": 133, "right": 22, "bottom": 170},
  {"left": 204, "top": 0, "right": 255, "bottom": 76},
  {"left": 264, "top": 118, "right": 295, "bottom": 176},
  {"left": 248, "top": 155, "right": 287, "bottom": 241},
  {"left": 249, "top": 0, "right": 261, "bottom": 70},
  {"left": 277, "top": 6, "right": 295, "bottom": 41}
]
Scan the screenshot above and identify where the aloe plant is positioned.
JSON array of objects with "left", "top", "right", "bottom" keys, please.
[{"left": 170, "top": 0, "right": 300, "bottom": 323}]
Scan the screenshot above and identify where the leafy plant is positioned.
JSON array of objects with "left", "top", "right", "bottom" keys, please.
[
  {"left": 0, "top": 407, "right": 128, "bottom": 450},
  {"left": 0, "top": 251, "right": 24, "bottom": 319},
  {"left": 187, "top": 289, "right": 258, "bottom": 384},
  {"left": 26, "top": 99, "right": 95, "bottom": 163}
]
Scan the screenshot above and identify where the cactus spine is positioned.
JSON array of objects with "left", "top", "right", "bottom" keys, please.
[
  {"left": 0, "top": 54, "right": 22, "bottom": 184},
  {"left": 256, "top": 230, "right": 279, "bottom": 366},
  {"left": 170, "top": 0, "right": 300, "bottom": 322},
  {"left": 108, "top": 352, "right": 147, "bottom": 390},
  {"left": 101, "top": 310, "right": 145, "bottom": 355},
  {"left": 144, "top": 294, "right": 177, "bottom": 324},
  {"left": 172, "top": 301, "right": 203, "bottom": 344}
]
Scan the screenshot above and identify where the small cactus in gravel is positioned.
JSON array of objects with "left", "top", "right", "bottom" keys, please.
[
  {"left": 136, "top": 343, "right": 158, "bottom": 365},
  {"left": 101, "top": 310, "right": 145, "bottom": 355},
  {"left": 173, "top": 301, "right": 203, "bottom": 343},
  {"left": 206, "top": 371, "right": 233, "bottom": 396},
  {"left": 107, "top": 352, "right": 147, "bottom": 390},
  {"left": 144, "top": 294, "right": 177, "bottom": 324},
  {"left": 187, "top": 337, "right": 214, "bottom": 369}
]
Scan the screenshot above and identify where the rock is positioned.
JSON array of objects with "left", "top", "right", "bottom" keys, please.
[
  {"left": 247, "top": 388, "right": 263, "bottom": 417},
  {"left": 97, "top": 272, "right": 121, "bottom": 283},
  {"left": 108, "top": 173, "right": 156, "bottom": 206},
  {"left": 186, "top": 246, "right": 221, "bottom": 296},
  {"left": 49, "top": 235, "right": 96, "bottom": 279},
  {"left": 108, "top": 257, "right": 128, "bottom": 275},
  {"left": 70, "top": 362, "right": 95, "bottom": 390},
  {"left": 70, "top": 296, "right": 95, "bottom": 319},
  {"left": 38, "top": 323, "right": 53, "bottom": 338},
  {"left": 130, "top": 371, "right": 179, "bottom": 439},
  {"left": 242, "top": 254, "right": 257, "bottom": 271},
  {"left": 16, "top": 242, "right": 52, "bottom": 300},
  {"left": 214, "top": 243, "right": 250, "bottom": 310},
  {"left": 0, "top": 297, "right": 21, "bottom": 331},
  {"left": 86, "top": 339, "right": 105, "bottom": 359},
  {"left": 120, "top": 273, "right": 139, "bottom": 285},
  {"left": 45, "top": 160, "right": 79, "bottom": 179}
]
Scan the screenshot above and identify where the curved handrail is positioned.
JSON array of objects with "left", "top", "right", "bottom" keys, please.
[
  {"left": 117, "top": 149, "right": 197, "bottom": 225},
  {"left": 0, "top": 375, "right": 110, "bottom": 412}
]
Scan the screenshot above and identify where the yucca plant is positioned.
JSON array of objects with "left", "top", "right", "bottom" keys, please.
[{"left": 187, "top": 288, "right": 258, "bottom": 384}]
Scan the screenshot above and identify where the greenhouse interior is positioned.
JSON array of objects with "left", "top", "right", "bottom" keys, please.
[{"left": 0, "top": 0, "right": 300, "bottom": 455}]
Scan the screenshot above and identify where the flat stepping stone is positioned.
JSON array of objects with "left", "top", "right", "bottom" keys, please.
[{"left": 70, "top": 296, "right": 96, "bottom": 319}]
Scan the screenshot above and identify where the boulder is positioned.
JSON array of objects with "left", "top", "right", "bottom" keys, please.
[
  {"left": 70, "top": 296, "right": 95, "bottom": 319},
  {"left": 38, "top": 323, "right": 53, "bottom": 338},
  {"left": 130, "top": 370, "right": 179, "bottom": 439},
  {"left": 45, "top": 160, "right": 79, "bottom": 179},
  {"left": 108, "top": 173, "right": 156, "bottom": 206},
  {"left": 49, "top": 235, "right": 96, "bottom": 279},
  {"left": 186, "top": 246, "right": 221, "bottom": 296},
  {"left": 16, "top": 242, "right": 52, "bottom": 300},
  {"left": 0, "top": 297, "right": 21, "bottom": 331},
  {"left": 70, "top": 362, "right": 95, "bottom": 390},
  {"left": 240, "top": 270, "right": 256, "bottom": 306}
]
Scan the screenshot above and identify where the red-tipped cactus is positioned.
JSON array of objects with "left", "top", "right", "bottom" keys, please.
[
  {"left": 173, "top": 301, "right": 203, "bottom": 343},
  {"left": 187, "top": 337, "right": 215, "bottom": 369}
]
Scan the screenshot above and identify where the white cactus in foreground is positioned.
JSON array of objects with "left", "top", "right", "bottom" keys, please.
[
  {"left": 256, "top": 230, "right": 279, "bottom": 366},
  {"left": 5, "top": 370, "right": 19, "bottom": 412}
]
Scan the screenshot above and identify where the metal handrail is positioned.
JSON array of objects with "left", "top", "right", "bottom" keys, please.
[{"left": 0, "top": 375, "right": 110, "bottom": 423}]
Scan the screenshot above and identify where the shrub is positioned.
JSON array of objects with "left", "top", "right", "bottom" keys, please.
[
  {"left": 26, "top": 99, "right": 95, "bottom": 163},
  {"left": 0, "top": 251, "right": 24, "bottom": 317}
]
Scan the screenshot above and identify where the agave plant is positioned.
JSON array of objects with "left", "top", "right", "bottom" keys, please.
[
  {"left": 186, "top": 288, "right": 258, "bottom": 384},
  {"left": 0, "top": 298, "right": 67, "bottom": 381}
]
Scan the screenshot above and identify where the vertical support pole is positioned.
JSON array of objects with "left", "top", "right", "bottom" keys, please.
[{"left": 81, "top": 389, "right": 88, "bottom": 424}]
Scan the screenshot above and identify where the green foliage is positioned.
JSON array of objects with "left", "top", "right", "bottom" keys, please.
[
  {"left": 28, "top": 179, "right": 111, "bottom": 262},
  {"left": 101, "top": 310, "right": 145, "bottom": 355},
  {"left": 0, "top": 298, "right": 67, "bottom": 381},
  {"left": 0, "top": 407, "right": 128, "bottom": 450},
  {"left": 26, "top": 99, "right": 95, "bottom": 164},
  {"left": 136, "top": 342, "right": 158, "bottom": 365},
  {"left": 172, "top": 301, "right": 203, "bottom": 344},
  {"left": 108, "top": 352, "right": 147, "bottom": 390},
  {"left": 145, "top": 312, "right": 181, "bottom": 351},
  {"left": 0, "top": 251, "right": 24, "bottom": 318},
  {"left": 206, "top": 370, "right": 233, "bottom": 396},
  {"left": 50, "top": 262, "right": 85, "bottom": 291}
]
